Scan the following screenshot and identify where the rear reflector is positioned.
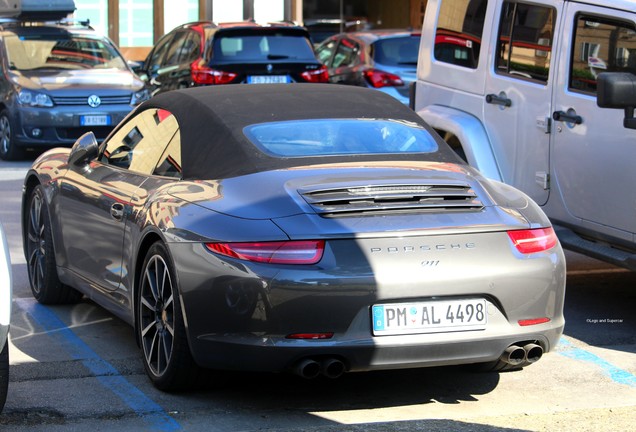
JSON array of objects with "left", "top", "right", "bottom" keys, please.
[
  {"left": 205, "top": 240, "right": 325, "bottom": 264},
  {"left": 507, "top": 227, "right": 557, "bottom": 254},
  {"left": 286, "top": 333, "right": 334, "bottom": 339},
  {"left": 518, "top": 317, "right": 551, "bottom": 326}
]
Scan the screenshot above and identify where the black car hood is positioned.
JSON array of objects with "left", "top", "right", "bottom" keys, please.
[{"left": 14, "top": 69, "right": 144, "bottom": 92}]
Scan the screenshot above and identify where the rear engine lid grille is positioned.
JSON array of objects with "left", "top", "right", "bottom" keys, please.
[{"left": 300, "top": 184, "right": 484, "bottom": 217}]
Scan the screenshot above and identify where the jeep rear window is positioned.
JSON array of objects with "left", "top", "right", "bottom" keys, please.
[{"left": 434, "top": 0, "right": 486, "bottom": 69}]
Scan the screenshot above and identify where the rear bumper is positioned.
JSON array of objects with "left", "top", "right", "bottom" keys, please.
[
  {"left": 171, "top": 230, "right": 566, "bottom": 374},
  {"left": 189, "top": 317, "right": 564, "bottom": 372}
]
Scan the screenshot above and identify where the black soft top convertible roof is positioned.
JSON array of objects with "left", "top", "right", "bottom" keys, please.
[{"left": 143, "top": 84, "right": 457, "bottom": 180}]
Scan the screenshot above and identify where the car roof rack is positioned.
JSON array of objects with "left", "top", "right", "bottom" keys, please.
[{"left": 0, "top": 0, "right": 76, "bottom": 22}]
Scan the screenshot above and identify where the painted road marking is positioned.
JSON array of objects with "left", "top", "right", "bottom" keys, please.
[
  {"left": 15, "top": 297, "right": 182, "bottom": 431},
  {"left": 558, "top": 336, "right": 636, "bottom": 387}
]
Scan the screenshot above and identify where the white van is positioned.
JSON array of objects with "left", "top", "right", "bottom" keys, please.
[{"left": 412, "top": 0, "right": 636, "bottom": 270}]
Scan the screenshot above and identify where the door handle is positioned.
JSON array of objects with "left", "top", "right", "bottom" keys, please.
[
  {"left": 110, "top": 203, "right": 125, "bottom": 220},
  {"left": 486, "top": 93, "right": 512, "bottom": 107},
  {"left": 553, "top": 110, "right": 582, "bottom": 125}
]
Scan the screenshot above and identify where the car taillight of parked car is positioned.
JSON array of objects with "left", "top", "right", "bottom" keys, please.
[
  {"left": 300, "top": 65, "right": 329, "bottom": 83},
  {"left": 363, "top": 68, "right": 404, "bottom": 88},
  {"left": 190, "top": 60, "right": 237, "bottom": 85},
  {"left": 205, "top": 240, "right": 325, "bottom": 264},
  {"left": 507, "top": 227, "right": 558, "bottom": 254}
]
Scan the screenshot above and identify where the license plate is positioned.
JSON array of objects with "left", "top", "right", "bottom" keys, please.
[
  {"left": 372, "top": 298, "right": 487, "bottom": 336},
  {"left": 80, "top": 115, "right": 111, "bottom": 126},
  {"left": 247, "top": 75, "right": 291, "bottom": 84}
]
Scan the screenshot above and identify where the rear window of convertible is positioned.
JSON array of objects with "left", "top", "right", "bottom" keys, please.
[{"left": 243, "top": 119, "right": 439, "bottom": 157}]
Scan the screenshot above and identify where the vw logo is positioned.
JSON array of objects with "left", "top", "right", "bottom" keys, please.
[
  {"left": 87, "top": 95, "right": 101, "bottom": 108},
  {"left": 266, "top": 64, "right": 273, "bottom": 73}
]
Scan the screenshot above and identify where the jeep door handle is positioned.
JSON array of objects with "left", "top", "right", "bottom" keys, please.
[
  {"left": 110, "top": 203, "right": 125, "bottom": 220},
  {"left": 486, "top": 93, "right": 512, "bottom": 107},
  {"left": 553, "top": 110, "right": 583, "bottom": 125}
]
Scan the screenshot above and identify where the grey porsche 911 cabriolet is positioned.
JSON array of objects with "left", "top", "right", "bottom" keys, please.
[{"left": 22, "top": 84, "right": 565, "bottom": 391}]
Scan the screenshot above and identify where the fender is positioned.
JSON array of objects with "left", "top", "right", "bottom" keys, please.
[{"left": 417, "top": 104, "right": 503, "bottom": 182}]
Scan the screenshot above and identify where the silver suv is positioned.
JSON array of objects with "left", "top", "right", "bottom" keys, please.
[
  {"left": 412, "top": 0, "right": 636, "bottom": 270},
  {"left": 0, "top": 20, "right": 149, "bottom": 160}
]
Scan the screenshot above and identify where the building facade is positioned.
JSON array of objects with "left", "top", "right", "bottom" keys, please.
[{"left": 73, "top": 0, "right": 426, "bottom": 60}]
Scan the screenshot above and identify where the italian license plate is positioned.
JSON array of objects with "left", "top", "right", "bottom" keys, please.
[
  {"left": 372, "top": 299, "right": 487, "bottom": 336},
  {"left": 247, "top": 75, "right": 291, "bottom": 84},
  {"left": 80, "top": 115, "right": 111, "bottom": 126}
]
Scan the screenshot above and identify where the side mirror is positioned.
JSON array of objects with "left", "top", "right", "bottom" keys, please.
[
  {"left": 68, "top": 132, "right": 99, "bottom": 168},
  {"left": 597, "top": 72, "right": 636, "bottom": 129}
]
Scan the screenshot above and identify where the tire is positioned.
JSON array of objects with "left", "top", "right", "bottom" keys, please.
[
  {"left": 0, "top": 338, "right": 8, "bottom": 413},
  {"left": 138, "top": 242, "right": 201, "bottom": 391},
  {"left": 0, "top": 110, "right": 24, "bottom": 161},
  {"left": 25, "top": 185, "right": 82, "bottom": 304}
]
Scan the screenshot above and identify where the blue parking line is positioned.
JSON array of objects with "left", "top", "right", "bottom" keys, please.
[
  {"left": 15, "top": 298, "right": 182, "bottom": 431},
  {"left": 558, "top": 336, "right": 636, "bottom": 388}
]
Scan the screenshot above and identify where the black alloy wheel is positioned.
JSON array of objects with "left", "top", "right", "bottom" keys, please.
[
  {"left": 138, "top": 242, "right": 200, "bottom": 390},
  {"left": 26, "top": 185, "right": 81, "bottom": 304},
  {"left": 0, "top": 110, "right": 23, "bottom": 161}
]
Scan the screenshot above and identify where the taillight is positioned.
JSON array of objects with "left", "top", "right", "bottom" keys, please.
[
  {"left": 191, "top": 60, "right": 237, "bottom": 85},
  {"left": 300, "top": 65, "right": 329, "bottom": 83},
  {"left": 286, "top": 333, "right": 333, "bottom": 339},
  {"left": 205, "top": 240, "right": 325, "bottom": 264},
  {"left": 363, "top": 68, "right": 404, "bottom": 88},
  {"left": 507, "top": 227, "right": 557, "bottom": 254}
]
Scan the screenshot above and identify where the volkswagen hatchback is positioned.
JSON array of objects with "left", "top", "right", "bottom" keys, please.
[{"left": 0, "top": 21, "right": 149, "bottom": 160}]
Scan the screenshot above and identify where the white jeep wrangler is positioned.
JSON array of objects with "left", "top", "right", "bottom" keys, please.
[{"left": 412, "top": 0, "right": 636, "bottom": 270}]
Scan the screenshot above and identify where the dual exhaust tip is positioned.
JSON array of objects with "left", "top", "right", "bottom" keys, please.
[
  {"left": 293, "top": 357, "right": 346, "bottom": 379},
  {"left": 293, "top": 343, "right": 543, "bottom": 378},
  {"left": 500, "top": 343, "right": 544, "bottom": 367}
]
